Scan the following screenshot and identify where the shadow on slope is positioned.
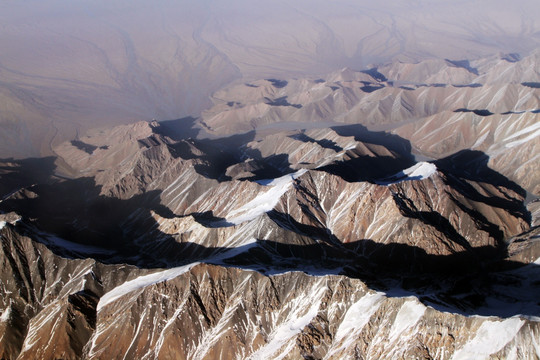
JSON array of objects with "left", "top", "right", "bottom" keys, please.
[
  {"left": 360, "top": 68, "right": 387, "bottom": 82},
  {"left": 154, "top": 121, "right": 418, "bottom": 184},
  {"left": 284, "top": 124, "right": 415, "bottom": 182},
  {"left": 167, "top": 131, "right": 257, "bottom": 181},
  {"left": 0, "top": 157, "right": 58, "bottom": 199},
  {"left": 264, "top": 96, "right": 302, "bottom": 109},
  {"left": 435, "top": 150, "right": 530, "bottom": 225},
  {"left": 522, "top": 82, "right": 540, "bottom": 89},
  {"left": 0, "top": 179, "right": 175, "bottom": 256},
  {"left": 316, "top": 152, "right": 413, "bottom": 182},
  {"left": 223, "top": 216, "right": 540, "bottom": 318},
  {"left": 446, "top": 59, "right": 479, "bottom": 75},
  {"left": 153, "top": 116, "right": 200, "bottom": 140},
  {"left": 331, "top": 123, "right": 414, "bottom": 160},
  {"left": 289, "top": 133, "right": 342, "bottom": 152},
  {"left": 167, "top": 130, "right": 297, "bottom": 182},
  {"left": 454, "top": 108, "right": 493, "bottom": 116}
]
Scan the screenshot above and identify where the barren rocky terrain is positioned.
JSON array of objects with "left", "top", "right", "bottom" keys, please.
[{"left": 1, "top": 91, "right": 539, "bottom": 357}]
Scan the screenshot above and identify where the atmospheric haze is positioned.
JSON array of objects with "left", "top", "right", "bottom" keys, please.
[{"left": 1, "top": 0, "right": 540, "bottom": 158}]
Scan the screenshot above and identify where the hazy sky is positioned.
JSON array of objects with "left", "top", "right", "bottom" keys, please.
[
  {"left": 2, "top": 0, "right": 540, "bottom": 74},
  {"left": 0, "top": 0, "right": 539, "bottom": 157}
]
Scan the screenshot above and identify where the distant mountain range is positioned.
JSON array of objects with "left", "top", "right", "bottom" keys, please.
[{"left": 2, "top": 0, "right": 540, "bottom": 159}]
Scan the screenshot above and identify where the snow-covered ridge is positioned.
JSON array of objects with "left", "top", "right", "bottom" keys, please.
[
  {"left": 377, "top": 162, "right": 437, "bottom": 185},
  {"left": 97, "top": 238, "right": 261, "bottom": 312},
  {"left": 226, "top": 169, "right": 307, "bottom": 225},
  {"left": 97, "top": 263, "right": 198, "bottom": 311},
  {"left": 403, "top": 162, "right": 437, "bottom": 179}
]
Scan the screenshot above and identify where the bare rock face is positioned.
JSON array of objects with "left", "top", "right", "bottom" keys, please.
[
  {"left": 276, "top": 167, "right": 528, "bottom": 261},
  {"left": 0, "top": 223, "right": 98, "bottom": 358}
]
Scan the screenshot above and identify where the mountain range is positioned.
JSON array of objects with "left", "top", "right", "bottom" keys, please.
[{"left": 0, "top": 51, "right": 539, "bottom": 358}]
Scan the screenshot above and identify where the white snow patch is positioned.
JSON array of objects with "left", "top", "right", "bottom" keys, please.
[
  {"left": 97, "top": 263, "right": 198, "bottom": 311},
  {"left": 0, "top": 306, "right": 11, "bottom": 322},
  {"left": 338, "top": 292, "right": 384, "bottom": 333},
  {"left": 505, "top": 127, "right": 540, "bottom": 148},
  {"left": 388, "top": 299, "right": 426, "bottom": 341},
  {"left": 452, "top": 317, "right": 524, "bottom": 360},
  {"left": 0, "top": 221, "right": 5, "bottom": 230},
  {"left": 326, "top": 292, "right": 385, "bottom": 357},
  {"left": 401, "top": 162, "right": 437, "bottom": 179},
  {"left": 248, "top": 284, "right": 324, "bottom": 360},
  {"left": 377, "top": 162, "right": 437, "bottom": 185},
  {"left": 248, "top": 307, "right": 318, "bottom": 360},
  {"left": 504, "top": 121, "right": 540, "bottom": 141},
  {"left": 472, "top": 131, "right": 489, "bottom": 148},
  {"left": 227, "top": 169, "right": 307, "bottom": 225}
]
